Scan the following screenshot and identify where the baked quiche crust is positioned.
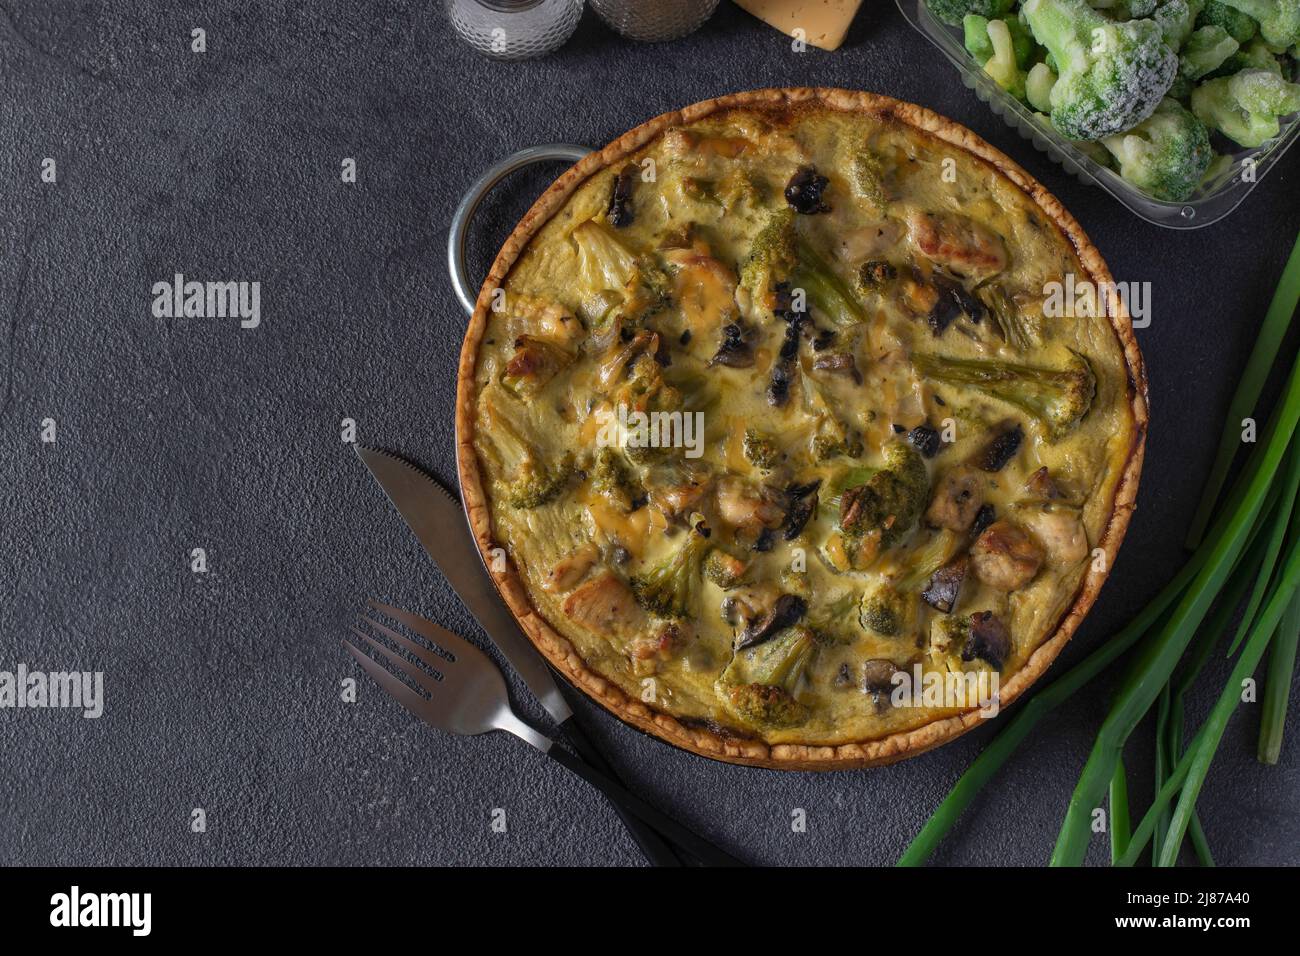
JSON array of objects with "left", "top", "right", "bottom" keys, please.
[{"left": 455, "top": 87, "right": 1147, "bottom": 770}]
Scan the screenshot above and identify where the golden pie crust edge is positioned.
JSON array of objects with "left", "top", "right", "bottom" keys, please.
[{"left": 454, "top": 87, "right": 1149, "bottom": 770}]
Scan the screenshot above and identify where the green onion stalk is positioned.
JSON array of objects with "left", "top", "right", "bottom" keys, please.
[
  {"left": 1052, "top": 355, "right": 1300, "bottom": 866},
  {"left": 1186, "top": 231, "right": 1300, "bottom": 548}
]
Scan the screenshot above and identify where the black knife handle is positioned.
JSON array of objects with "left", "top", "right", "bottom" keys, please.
[
  {"left": 557, "top": 716, "right": 683, "bottom": 867},
  {"left": 548, "top": 743, "right": 744, "bottom": 868}
]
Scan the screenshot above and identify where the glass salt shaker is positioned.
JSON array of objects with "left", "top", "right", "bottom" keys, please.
[
  {"left": 445, "top": 0, "right": 584, "bottom": 60},
  {"left": 588, "top": 0, "right": 718, "bottom": 42}
]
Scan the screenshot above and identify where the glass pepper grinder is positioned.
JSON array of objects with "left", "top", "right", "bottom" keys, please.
[{"left": 445, "top": 0, "right": 584, "bottom": 60}]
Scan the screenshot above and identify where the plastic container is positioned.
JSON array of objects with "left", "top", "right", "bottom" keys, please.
[{"left": 896, "top": 0, "right": 1300, "bottom": 229}]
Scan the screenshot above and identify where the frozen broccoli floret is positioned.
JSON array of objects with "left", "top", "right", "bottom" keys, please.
[
  {"left": 1181, "top": 24, "right": 1242, "bottom": 78},
  {"left": 590, "top": 447, "right": 643, "bottom": 513},
  {"left": 927, "top": 0, "right": 1016, "bottom": 26},
  {"left": 1102, "top": 97, "right": 1214, "bottom": 199},
  {"left": 1192, "top": 66, "right": 1300, "bottom": 144},
  {"left": 965, "top": 16, "right": 1037, "bottom": 98},
  {"left": 717, "top": 625, "right": 816, "bottom": 728},
  {"left": 838, "top": 442, "right": 930, "bottom": 549},
  {"left": 1214, "top": 0, "right": 1300, "bottom": 47},
  {"left": 985, "top": 19, "right": 1032, "bottom": 97},
  {"left": 1022, "top": 0, "right": 1178, "bottom": 140},
  {"left": 912, "top": 350, "right": 1097, "bottom": 440},
  {"left": 1214, "top": 36, "right": 1286, "bottom": 74},
  {"left": 1153, "top": 0, "right": 1201, "bottom": 50},
  {"left": 1199, "top": 0, "right": 1261, "bottom": 42},
  {"left": 1089, "top": 0, "right": 1160, "bottom": 16},
  {"left": 1027, "top": 61, "right": 1059, "bottom": 111},
  {"left": 739, "top": 209, "right": 865, "bottom": 326},
  {"left": 630, "top": 521, "right": 711, "bottom": 618},
  {"left": 965, "top": 14, "right": 996, "bottom": 61}
]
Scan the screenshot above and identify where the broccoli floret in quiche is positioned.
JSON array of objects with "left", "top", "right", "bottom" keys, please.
[
  {"left": 738, "top": 209, "right": 865, "bottom": 327},
  {"left": 838, "top": 441, "right": 930, "bottom": 549},
  {"left": 742, "top": 428, "right": 783, "bottom": 472},
  {"left": 630, "top": 520, "right": 711, "bottom": 618},
  {"left": 590, "top": 447, "right": 644, "bottom": 513},
  {"left": 717, "top": 625, "right": 816, "bottom": 729},
  {"left": 912, "top": 351, "right": 1096, "bottom": 440},
  {"left": 571, "top": 218, "right": 670, "bottom": 326}
]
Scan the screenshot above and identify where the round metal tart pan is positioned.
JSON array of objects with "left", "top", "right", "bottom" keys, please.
[{"left": 454, "top": 87, "right": 1149, "bottom": 770}]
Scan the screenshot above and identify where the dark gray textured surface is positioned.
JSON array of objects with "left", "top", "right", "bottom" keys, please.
[{"left": 1, "top": 1, "right": 1297, "bottom": 867}]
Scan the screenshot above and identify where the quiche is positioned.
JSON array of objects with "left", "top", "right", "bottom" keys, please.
[{"left": 456, "top": 88, "right": 1147, "bottom": 769}]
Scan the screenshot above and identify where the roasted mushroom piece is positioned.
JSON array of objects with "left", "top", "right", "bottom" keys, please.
[
  {"left": 921, "top": 556, "right": 967, "bottom": 613},
  {"left": 736, "top": 593, "right": 808, "bottom": 650},
  {"left": 607, "top": 163, "right": 638, "bottom": 228},
  {"left": 908, "top": 422, "right": 942, "bottom": 458},
  {"left": 962, "top": 611, "right": 1011, "bottom": 670},
  {"left": 781, "top": 480, "right": 822, "bottom": 541},
  {"left": 974, "top": 422, "right": 1024, "bottom": 472},
  {"left": 709, "top": 321, "right": 754, "bottom": 368},
  {"left": 861, "top": 659, "right": 903, "bottom": 712},
  {"left": 784, "top": 165, "right": 831, "bottom": 215}
]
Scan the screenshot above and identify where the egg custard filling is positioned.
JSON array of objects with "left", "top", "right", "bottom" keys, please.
[{"left": 466, "top": 98, "right": 1141, "bottom": 749}]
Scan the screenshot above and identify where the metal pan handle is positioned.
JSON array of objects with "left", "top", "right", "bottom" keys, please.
[{"left": 447, "top": 143, "right": 593, "bottom": 317}]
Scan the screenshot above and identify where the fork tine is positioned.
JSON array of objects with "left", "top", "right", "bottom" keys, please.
[
  {"left": 347, "top": 626, "right": 440, "bottom": 694},
  {"left": 341, "top": 636, "right": 434, "bottom": 720},
  {"left": 359, "top": 614, "right": 452, "bottom": 674},
  {"left": 369, "top": 600, "right": 479, "bottom": 660}
]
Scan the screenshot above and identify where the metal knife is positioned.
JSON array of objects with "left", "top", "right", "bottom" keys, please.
[
  {"left": 354, "top": 445, "right": 571, "bottom": 724},
  {"left": 354, "top": 445, "right": 708, "bottom": 866}
]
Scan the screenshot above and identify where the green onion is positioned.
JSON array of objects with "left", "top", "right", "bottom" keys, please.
[
  {"left": 1153, "top": 687, "right": 1171, "bottom": 861},
  {"left": 1116, "top": 724, "right": 1204, "bottom": 866},
  {"left": 1157, "top": 534, "right": 1300, "bottom": 865},
  {"left": 1188, "top": 814, "right": 1216, "bottom": 867},
  {"left": 1114, "top": 442, "right": 1294, "bottom": 867},
  {"left": 1052, "top": 356, "right": 1300, "bottom": 866},
  {"left": 898, "top": 468, "right": 1279, "bottom": 868},
  {"left": 1109, "top": 757, "right": 1130, "bottom": 865},
  {"left": 1227, "top": 439, "right": 1300, "bottom": 655},
  {"left": 1259, "top": 589, "right": 1300, "bottom": 765},
  {"left": 1156, "top": 520, "right": 1273, "bottom": 865},
  {"left": 896, "top": 563, "right": 1198, "bottom": 866},
  {"left": 1185, "top": 230, "right": 1300, "bottom": 549}
]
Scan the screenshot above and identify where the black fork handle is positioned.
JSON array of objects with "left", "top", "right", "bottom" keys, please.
[
  {"left": 556, "top": 716, "right": 684, "bottom": 867},
  {"left": 548, "top": 743, "right": 745, "bottom": 868}
]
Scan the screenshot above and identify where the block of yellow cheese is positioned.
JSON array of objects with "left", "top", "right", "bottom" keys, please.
[{"left": 732, "top": 0, "right": 865, "bottom": 51}]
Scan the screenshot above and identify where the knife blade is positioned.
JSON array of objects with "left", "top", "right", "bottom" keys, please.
[{"left": 354, "top": 445, "right": 572, "bottom": 725}]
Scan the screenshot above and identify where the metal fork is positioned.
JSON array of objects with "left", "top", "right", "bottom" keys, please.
[{"left": 344, "top": 601, "right": 742, "bottom": 867}]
